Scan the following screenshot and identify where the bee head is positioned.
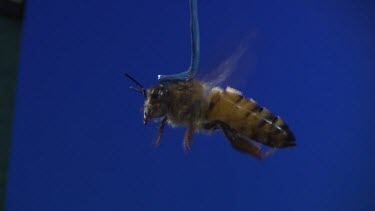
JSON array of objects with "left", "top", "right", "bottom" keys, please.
[
  {"left": 124, "top": 73, "right": 169, "bottom": 124},
  {"left": 143, "top": 84, "right": 169, "bottom": 124}
]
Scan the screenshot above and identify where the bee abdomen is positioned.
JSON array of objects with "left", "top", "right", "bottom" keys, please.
[
  {"left": 253, "top": 110, "right": 296, "bottom": 148},
  {"left": 206, "top": 87, "right": 295, "bottom": 148}
]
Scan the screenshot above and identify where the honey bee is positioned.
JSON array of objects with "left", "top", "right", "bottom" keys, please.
[
  {"left": 125, "top": 73, "right": 296, "bottom": 159},
  {"left": 124, "top": 0, "right": 295, "bottom": 159}
]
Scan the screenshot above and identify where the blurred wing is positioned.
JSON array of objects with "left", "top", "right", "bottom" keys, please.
[{"left": 202, "top": 41, "right": 249, "bottom": 88}]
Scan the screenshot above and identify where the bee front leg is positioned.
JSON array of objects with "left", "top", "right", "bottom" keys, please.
[
  {"left": 221, "top": 124, "right": 269, "bottom": 159},
  {"left": 154, "top": 116, "right": 168, "bottom": 147},
  {"left": 183, "top": 125, "right": 195, "bottom": 152}
]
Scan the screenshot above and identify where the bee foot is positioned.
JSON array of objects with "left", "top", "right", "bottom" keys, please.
[
  {"left": 154, "top": 116, "right": 167, "bottom": 148},
  {"left": 263, "top": 148, "right": 277, "bottom": 157},
  {"left": 183, "top": 126, "right": 195, "bottom": 152},
  {"left": 153, "top": 140, "right": 161, "bottom": 148},
  {"left": 183, "top": 138, "right": 193, "bottom": 152}
]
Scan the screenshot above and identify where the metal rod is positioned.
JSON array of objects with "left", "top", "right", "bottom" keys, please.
[{"left": 158, "top": 0, "right": 200, "bottom": 81}]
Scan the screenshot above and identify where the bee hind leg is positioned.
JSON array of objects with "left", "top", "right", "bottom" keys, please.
[
  {"left": 154, "top": 116, "right": 168, "bottom": 147},
  {"left": 202, "top": 121, "right": 222, "bottom": 131},
  {"left": 183, "top": 125, "right": 196, "bottom": 152},
  {"left": 221, "top": 124, "right": 270, "bottom": 159}
]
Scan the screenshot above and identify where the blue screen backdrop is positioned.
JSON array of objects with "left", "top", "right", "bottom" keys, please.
[{"left": 6, "top": 0, "right": 375, "bottom": 210}]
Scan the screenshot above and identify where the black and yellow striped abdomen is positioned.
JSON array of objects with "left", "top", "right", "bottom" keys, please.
[{"left": 206, "top": 87, "right": 296, "bottom": 148}]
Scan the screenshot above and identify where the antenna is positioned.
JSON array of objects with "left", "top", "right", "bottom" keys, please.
[{"left": 124, "top": 73, "right": 146, "bottom": 97}]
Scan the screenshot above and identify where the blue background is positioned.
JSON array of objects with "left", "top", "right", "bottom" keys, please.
[{"left": 6, "top": 0, "right": 375, "bottom": 210}]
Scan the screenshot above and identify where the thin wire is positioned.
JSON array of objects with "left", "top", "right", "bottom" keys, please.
[{"left": 158, "top": 0, "right": 200, "bottom": 82}]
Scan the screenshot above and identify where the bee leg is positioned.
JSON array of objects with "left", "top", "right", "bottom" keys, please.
[
  {"left": 221, "top": 124, "right": 268, "bottom": 159},
  {"left": 154, "top": 116, "right": 168, "bottom": 147},
  {"left": 202, "top": 121, "right": 221, "bottom": 131},
  {"left": 183, "top": 126, "right": 195, "bottom": 152}
]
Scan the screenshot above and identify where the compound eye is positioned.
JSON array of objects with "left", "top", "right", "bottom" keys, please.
[
  {"left": 151, "top": 86, "right": 166, "bottom": 99},
  {"left": 151, "top": 90, "right": 160, "bottom": 99},
  {"left": 158, "top": 89, "right": 165, "bottom": 96}
]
